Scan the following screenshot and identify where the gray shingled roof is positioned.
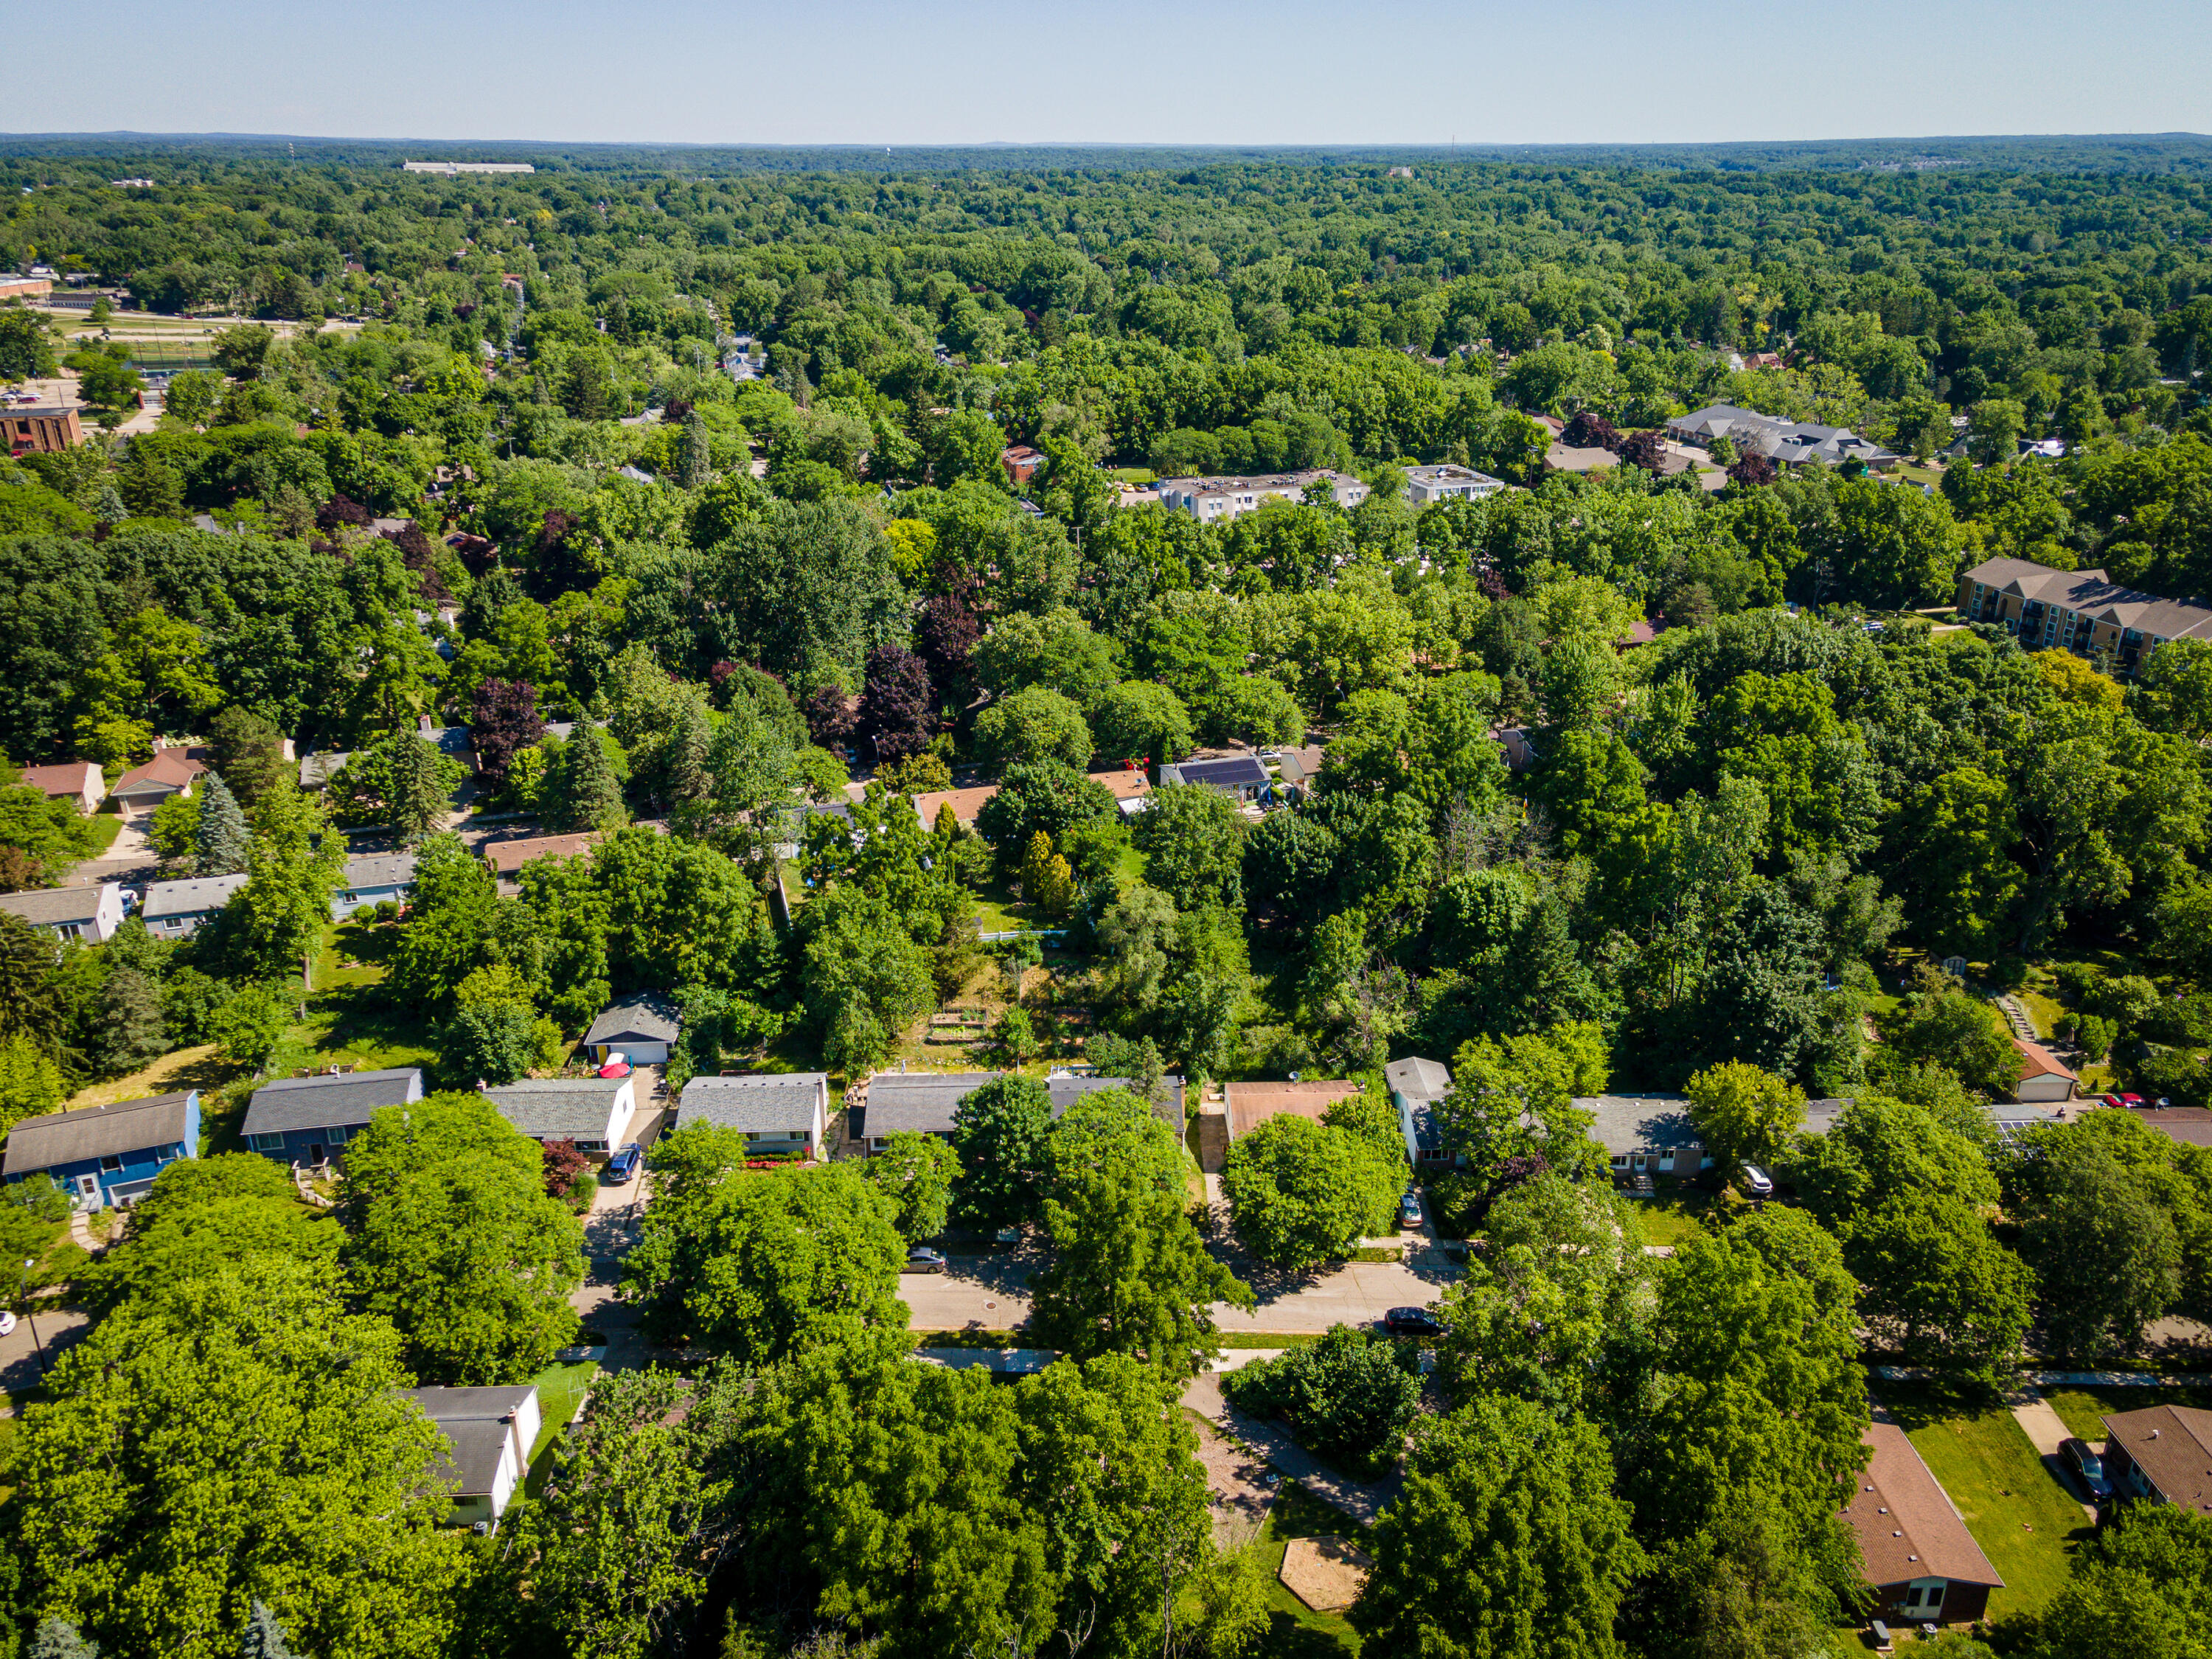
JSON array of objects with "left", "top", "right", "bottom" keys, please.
[
  {"left": 3, "top": 1091, "right": 193, "bottom": 1175},
  {"left": 583, "top": 995, "right": 681, "bottom": 1048},
  {"left": 1573, "top": 1093, "right": 1848, "bottom": 1158},
  {"left": 342, "top": 853, "right": 417, "bottom": 891},
  {"left": 862, "top": 1072, "right": 999, "bottom": 1137},
  {"left": 243, "top": 1068, "right": 421, "bottom": 1137},
  {"left": 402, "top": 1384, "right": 534, "bottom": 1498},
  {"left": 142, "top": 873, "right": 249, "bottom": 920},
  {"left": 1045, "top": 1073, "right": 1185, "bottom": 1117},
  {"left": 679, "top": 1074, "right": 825, "bottom": 1133},
  {"left": 481, "top": 1079, "right": 627, "bottom": 1139},
  {"left": 0, "top": 886, "right": 105, "bottom": 927},
  {"left": 1385, "top": 1057, "right": 1452, "bottom": 1102}
]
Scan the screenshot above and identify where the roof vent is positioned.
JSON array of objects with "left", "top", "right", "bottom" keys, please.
[
  {"left": 1907, "top": 1555, "right": 1919, "bottom": 1563},
  {"left": 1892, "top": 1531, "right": 1902, "bottom": 1538}
]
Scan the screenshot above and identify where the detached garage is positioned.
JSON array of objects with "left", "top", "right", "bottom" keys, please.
[{"left": 582, "top": 995, "right": 681, "bottom": 1065}]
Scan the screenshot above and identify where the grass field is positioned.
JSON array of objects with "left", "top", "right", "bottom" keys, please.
[
  {"left": 1630, "top": 1180, "right": 1717, "bottom": 1248},
  {"left": 284, "top": 918, "right": 439, "bottom": 1079},
  {"left": 1879, "top": 1381, "right": 2093, "bottom": 1621},
  {"left": 1245, "top": 1480, "right": 1364, "bottom": 1658}
]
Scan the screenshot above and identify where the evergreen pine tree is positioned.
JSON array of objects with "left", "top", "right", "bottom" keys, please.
[
  {"left": 239, "top": 1601, "right": 298, "bottom": 1659},
  {"left": 546, "top": 731, "right": 626, "bottom": 833},
  {"left": 676, "top": 408, "right": 711, "bottom": 488},
  {"left": 30, "top": 1617, "right": 100, "bottom": 1659},
  {"left": 384, "top": 734, "right": 450, "bottom": 846},
  {"left": 93, "top": 482, "right": 129, "bottom": 526},
  {"left": 193, "top": 773, "right": 251, "bottom": 876}
]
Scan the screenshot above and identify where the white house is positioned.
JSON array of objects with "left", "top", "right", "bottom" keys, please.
[
  {"left": 675, "top": 1073, "right": 830, "bottom": 1158},
  {"left": 1154, "top": 469, "right": 1369, "bottom": 524},
  {"left": 403, "top": 1385, "right": 542, "bottom": 1530},
  {"left": 0, "top": 882, "right": 126, "bottom": 945},
  {"left": 1402, "top": 463, "right": 1504, "bottom": 504},
  {"left": 18, "top": 762, "right": 106, "bottom": 815},
  {"left": 582, "top": 995, "right": 681, "bottom": 1065},
  {"left": 481, "top": 1077, "right": 637, "bottom": 1152},
  {"left": 2011, "top": 1037, "right": 2078, "bottom": 1104}
]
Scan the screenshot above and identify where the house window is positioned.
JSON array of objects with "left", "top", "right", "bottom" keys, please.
[
  {"left": 250, "top": 1133, "right": 285, "bottom": 1153},
  {"left": 100, "top": 1155, "right": 122, "bottom": 1172},
  {"left": 327, "top": 1126, "right": 348, "bottom": 1145},
  {"left": 576, "top": 1140, "right": 608, "bottom": 1152}
]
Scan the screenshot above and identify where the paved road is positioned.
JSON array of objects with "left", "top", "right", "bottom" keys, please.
[
  {"left": 0, "top": 1305, "right": 91, "bottom": 1405},
  {"left": 902, "top": 1247, "right": 1459, "bottom": 1335}
]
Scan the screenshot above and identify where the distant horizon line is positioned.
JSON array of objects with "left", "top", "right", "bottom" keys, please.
[{"left": 2, "top": 129, "right": 2208, "bottom": 151}]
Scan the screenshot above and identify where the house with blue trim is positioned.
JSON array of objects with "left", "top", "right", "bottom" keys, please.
[
  {"left": 243, "top": 1068, "right": 423, "bottom": 1169},
  {"left": 3, "top": 1091, "right": 199, "bottom": 1209},
  {"left": 332, "top": 853, "right": 417, "bottom": 921}
]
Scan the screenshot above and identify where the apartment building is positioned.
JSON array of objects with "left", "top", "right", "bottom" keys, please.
[
  {"left": 1955, "top": 557, "right": 2212, "bottom": 677},
  {"left": 1154, "top": 469, "right": 1369, "bottom": 524}
]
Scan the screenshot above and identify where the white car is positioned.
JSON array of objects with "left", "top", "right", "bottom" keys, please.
[{"left": 0, "top": 1310, "right": 17, "bottom": 1337}]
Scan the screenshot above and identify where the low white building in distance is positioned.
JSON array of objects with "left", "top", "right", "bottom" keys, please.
[{"left": 1155, "top": 469, "right": 1369, "bottom": 524}]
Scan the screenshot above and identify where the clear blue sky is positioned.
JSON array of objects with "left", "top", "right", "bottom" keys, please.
[{"left": 14, "top": 0, "right": 2211, "bottom": 147}]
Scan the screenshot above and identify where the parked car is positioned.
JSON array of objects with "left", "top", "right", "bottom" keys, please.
[
  {"left": 1397, "top": 1190, "right": 1425, "bottom": 1230},
  {"left": 1739, "top": 1163, "right": 1775, "bottom": 1197},
  {"left": 902, "top": 1247, "right": 947, "bottom": 1274},
  {"left": 2062, "top": 1436, "right": 2113, "bottom": 1500},
  {"left": 603, "top": 1144, "right": 643, "bottom": 1183},
  {"left": 0, "top": 1310, "right": 15, "bottom": 1337},
  {"left": 2118, "top": 1093, "right": 2147, "bottom": 1109},
  {"left": 1382, "top": 1306, "right": 1442, "bottom": 1337}
]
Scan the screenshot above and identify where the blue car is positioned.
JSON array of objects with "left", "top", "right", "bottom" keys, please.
[{"left": 604, "top": 1144, "right": 644, "bottom": 1183}]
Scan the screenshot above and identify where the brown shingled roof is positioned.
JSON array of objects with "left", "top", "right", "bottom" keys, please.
[
  {"left": 2014, "top": 1037, "right": 2076, "bottom": 1083},
  {"left": 2104, "top": 1405, "right": 2212, "bottom": 1512},
  {"left": 1842, "top": 1423, "right": 2003, "bottom": 1590},
  {"left": 1222, "top": 1079, "right": 1366, "bottom": 1140}
]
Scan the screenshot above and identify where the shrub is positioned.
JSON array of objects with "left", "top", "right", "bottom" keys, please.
[{"left": 1222, "top": 1324, "right": 1422, "bottom": 1475}]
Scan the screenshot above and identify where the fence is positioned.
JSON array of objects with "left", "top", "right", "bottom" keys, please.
[{"left": 978, "top": 928, "right": 1068, "bottom": 945}]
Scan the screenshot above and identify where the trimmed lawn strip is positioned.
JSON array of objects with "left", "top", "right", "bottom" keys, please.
[
  {"left": 527, "top": 1360, "right": 597, "bottom": 1466},
  {"left": 1877, "top": 1380, "right": 2091, "bottom": 1621},
  {"left": 2042, "top": 1383, "right": 2212, "bottom": 1445}
]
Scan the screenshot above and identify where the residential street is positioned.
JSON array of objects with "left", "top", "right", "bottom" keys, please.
[{"left": 900, "top": 1244, "right": 1461, "bottom": 1334}]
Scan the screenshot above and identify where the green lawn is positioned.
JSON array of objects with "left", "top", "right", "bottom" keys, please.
[
  {"left": 83, "top": 815, "right": 122, "bottom": 858},
  {"left": 1107, "top": 467, "right": 1157, "bottom": 484},
  {"left": 1630, "top": 1180, "right": 1717, "bottom": 1248},
  {"left": 1878, "top": 1382, "right": 2093, "bottom": 1621},
  {"left": 527, "top": 1360, "right": 597, "bottom": 1468},
  {"left": 282, "top": 919, "right": 439, "bottom": 1079},
  {"left": 2042, "top": 1384, "right": 2212, "bottom": 1445},
  {"left": 1246, "top": 1480, "right": 1364, "bottom": 1659}
]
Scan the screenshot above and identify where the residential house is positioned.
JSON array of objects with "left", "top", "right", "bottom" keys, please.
[
  {"left": 1495, "top": 726, "right": 1540, "bottom": 772},
  {"left": 1155, "top": 469, "right": 1369, "bottom": 525},
  {"left": 18, "top": 762, "right": 105, "bottom": 815},
  {"left": 1273, "top": 745, "right": 1327, "bottom": 788},
  {"left": 1669, "top": 405, "right": 1898, "bottom": 470},
  {"left": 6, "top": 405, "right": 83, "bottom": 456},
  {"left": 852, "top": 1071, "right": 1000, "bottom": 1155},
  {"left": 911, "top": 784, "right": 1002, "bottom": 832},
  {"left": 0, "top": 883, "right": 125, "bottom": 944},
  {"left": 582, "top": 994, "right": 681, "bottom": 1065},
  {"left": 675, "top": 1073, "right": 829, "bottom": 1158},
  {"left": 1090, "top": 768, "right": 1155, "bottom": 815},
  {"left": 243, "top": 1067, "right": 423, "bottom": 1169},
  {"left": 1576, "top": 1092, "right": 1848, "bottom": 1178},
  {"left": 332, "top": 852, "right": 418, "bottom": 920},
  {"left": 1159, "top": 754, "right": 1270, "bottom": 801},
  {"left": 404, "top": 1385, "right": 542, "bottom": 1530},
  {"left": 1001, "top": 445, "right": 1046, "bottom": 485},
  {"left": 141, "top": 872, "right": 249, "bottom": 939},
  {"left": 3, "top": 1090, "right": 199, "bottom": 1209},
  {"left": 109, "top": 746, "right": 205, "bottom": 819},
  {"left": 481, "top": 1077, "right": 637, "bottom": 1152},
  {"left": 1954, "top": 557, "right": 2212, "bottom": 678},
  {"left": 1048, "top": 1068, "right": 1187, "bottom": 1135},
  {"left": 1401, "top": 463, "right": 1504, "bottom": 504},
  {"left": 1842, "top": 1422, "right": 2003, "bottom": 1627},
  {"left": 301, "top": 720, "right": 475, "bottom": 795},
  {"left": 1385, "top": 1057, "right": 1453, "bottom": 1167},
  {"left": 2011, "top": 1037, "right": 2077, "bottom": 1104},
  {"left": 2101, "top": 1404, "right": 2212, "bottom": 1509},
  {"left": 481, "top": 830, "right": 610, "bottom": 893},
  {"left": 1222, "top": 1079, "right": 1368, "bottom": 1147}
]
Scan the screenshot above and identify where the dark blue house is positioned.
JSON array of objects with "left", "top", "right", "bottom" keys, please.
[
  {"left": 243, "top": 1068, "right": 424, "bottom": 1169},
  {"left": 3, "top": 1091, "right": 200, "bottom": 1209}
]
